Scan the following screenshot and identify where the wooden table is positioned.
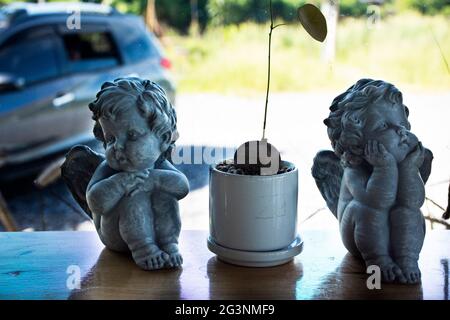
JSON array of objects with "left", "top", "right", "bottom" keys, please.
[{"left": 0, "top": 230, "right": 448, "bottom": 300}]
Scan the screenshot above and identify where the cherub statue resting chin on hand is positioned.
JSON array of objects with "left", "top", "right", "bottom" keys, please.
[
  {"left": 62, "top": 78, "right": 189, "bottom": 270},
  {"left": 312, "top": 79, "right": 433, "bottom": 284}
]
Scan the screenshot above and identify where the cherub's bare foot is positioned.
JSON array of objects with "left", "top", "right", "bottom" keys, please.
[
  {"left": 161, "top": 243, "right": 183, "bottom": 268},
  {"left": 367, "top": 256, "right": 405, "bottom": 283},
  {"left": 132, "top": 244, "right": 169, "bottom": 270},
  {"left": 395, "top": 257, "right": 421, "bottom": 284}
]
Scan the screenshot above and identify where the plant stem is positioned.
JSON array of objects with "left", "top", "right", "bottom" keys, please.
[
  {"left": 429, "top": 25, "right": 450, "bottom": 75},
  {"left": 273, "top": 22, "right": 291, "bottom": 29},
  {"left": 262, "top": 0, "right": 274, "bottom": 140}
]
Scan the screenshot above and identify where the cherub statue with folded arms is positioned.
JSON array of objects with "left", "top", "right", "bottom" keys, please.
[
  {"left": 312, "top": 79, "right": 433, "bottom": 284},
  {"left": 62, "top": 78, "right": 189, "bottom": 270}
]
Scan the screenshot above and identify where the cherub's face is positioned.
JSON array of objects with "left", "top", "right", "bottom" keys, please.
[
  {"left": 99, "top": 106, "right": 166, "bottom": 172},
  {"left": 362, "top": 100, "right": 418, "bottom": 163}
]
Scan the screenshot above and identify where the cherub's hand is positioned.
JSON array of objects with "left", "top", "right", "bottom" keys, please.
[
  {"left": 127, "top": 169, "right": 156, "bottom": 197},
  {"left": 115, "top": 171, "right": 150, "bottom": 196},
  {"left": 364, "top": 140, "right": 396, "bottom": 167},
  {"left": 400, "top": 142, "right": 425, "bottom": 169}
]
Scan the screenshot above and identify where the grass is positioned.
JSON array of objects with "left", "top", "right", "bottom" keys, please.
[{"left": 164, "top": 12, "right": 450, "bottom": 94}]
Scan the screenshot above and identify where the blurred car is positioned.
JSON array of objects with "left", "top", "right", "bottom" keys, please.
[{"left": 0, "top": 2, "right": 176, "bottom": 178}]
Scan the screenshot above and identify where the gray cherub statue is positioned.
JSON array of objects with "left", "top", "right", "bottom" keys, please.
[
  {"left": 61, "top": 78, "right": 189, "bottom": 270},
  {"left": 312, "top": 79, "right": 433, "bottom": 284}
]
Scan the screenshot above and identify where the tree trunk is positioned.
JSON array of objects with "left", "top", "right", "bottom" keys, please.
[
  {"left": 321, "top": 0, "right": 339, "bottom": 62},
  {"left": 190, "top": 0, "right": 200, "bottom": 36},
  {"left": 145, "top": 0, "right": 162, "bottom": 37}
]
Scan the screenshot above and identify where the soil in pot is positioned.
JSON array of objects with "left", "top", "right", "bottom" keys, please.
[
  {"left": 216, "top": 160, "right": 295, "bottom": 175},
  {"left": 222, "top": 139, "right": 293, "bottom": 175}
]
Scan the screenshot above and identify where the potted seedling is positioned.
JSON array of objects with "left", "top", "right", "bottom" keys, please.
[{"left": 208, "top": 1, "right": 327, "bottom": 267}]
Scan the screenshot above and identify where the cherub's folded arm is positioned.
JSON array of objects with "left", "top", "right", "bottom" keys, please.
[
  {"left": 86, "top": 162, "right": 126, "bottom": 215},
  {"left": 344, "top": 166, "right": 398, "bottom": 210},
  {"left": 397, "top": 166, "right": 425, "bottom": 208},
  {"left": 153, "top": 160, "right": 189, "bottom": 200}
]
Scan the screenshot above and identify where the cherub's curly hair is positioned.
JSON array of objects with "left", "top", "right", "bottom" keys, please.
[
  {"left": 88, "top": 77, "right": 178, "bottom": 161},
  {"left": 324, "top": 79, "right": 410, "bottom": 167}
]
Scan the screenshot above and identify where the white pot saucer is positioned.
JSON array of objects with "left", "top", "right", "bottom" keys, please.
[{"left": 207, "top": 235, "right": 303, "bottom": 267}]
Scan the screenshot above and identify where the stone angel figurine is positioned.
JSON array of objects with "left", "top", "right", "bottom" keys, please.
[
  {"left": 312, "top": 79, "right": 433, "bottom": 284},
  {"left": 61, "top": 78, "right": 189, "bottom": 270}
]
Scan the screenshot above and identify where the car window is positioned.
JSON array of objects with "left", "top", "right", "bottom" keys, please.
[
  {"left": 116, "top": 22, "right": 160, "bottom": 63},
  {"left": 0, "top": 11, "right": 8, "bottom": 29},
  {"left": 123, "top": 31, "right": 159, "bottom": 62},
  {"left": 0, "top": 26, "right": 61, "bottom": 85},
  {"left": 61, "top": 31, "right": 120, "bottom": 73}
]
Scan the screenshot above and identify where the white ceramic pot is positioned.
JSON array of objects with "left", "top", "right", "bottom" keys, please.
[{"left": 209, "top": 160, "right": 299, "bottom": 252}]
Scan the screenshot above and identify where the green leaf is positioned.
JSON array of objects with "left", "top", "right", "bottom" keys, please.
[{"left": 297, "top": 4, "right": 327, "bottom": 42}]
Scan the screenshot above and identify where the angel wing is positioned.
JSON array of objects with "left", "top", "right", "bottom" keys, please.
[
  {"left": 417, "top": 147, "right": 446, "bottom": 220},
  {"left": 61, "top": 145, "right": 104, "bottom": 219},
  {"left": 419, "top": 148, "right": 433, "bottom": 185},
  {"left": 443, "top": 182, "right": 449, "bottom": 220},
  {"left": 311, "top": 147, "right": 433, "bottom": 219},
  {"left": 311, "top": 150, "right": 344, "bottom": 218}
]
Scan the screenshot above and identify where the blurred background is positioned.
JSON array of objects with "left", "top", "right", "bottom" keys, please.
[{"left": 0, "top": 0, "right": 449, "bottom": 233}]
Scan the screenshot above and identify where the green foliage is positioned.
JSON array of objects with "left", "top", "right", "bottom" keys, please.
[
  {"left": 207, "top": 0, "right": 316, "bottom": 26},
  {"left": 1, "top": 0, "right": 448, "bottom": 29},
  {"left": 166, "top": 14, "right": 450, "bottom": 93},
  {"left": 111, "top": 0, "right": 145, "bottom": 15},
  {"left": 156, "top": 0, "right": 209, "bottom": 34},
  {"left": 207, "top": 0, "right": 450, "bottom": 27},
  {"left": 339, "top": 0, "right": 367, "bottom": 17},
  {"left": 0, "top": 0, "right": 17, "bottom": 5},
  {"left": 386, "top": 0, "right": 449, "bottom": 16},
  {"left": 156, "top": 0, "right": 191, "bottom": 32},
  {"left": 410, "top": 0, "right": 450, "bottom": 15}
]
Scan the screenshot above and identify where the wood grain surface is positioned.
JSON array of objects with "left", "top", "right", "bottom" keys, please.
[{"left": 0, "top": 230, "right": 448, "bottom": 300}]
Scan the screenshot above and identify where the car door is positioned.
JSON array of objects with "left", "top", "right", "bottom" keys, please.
[{"left": 0, "top": 25, "right": 74, "bottom": 162}]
